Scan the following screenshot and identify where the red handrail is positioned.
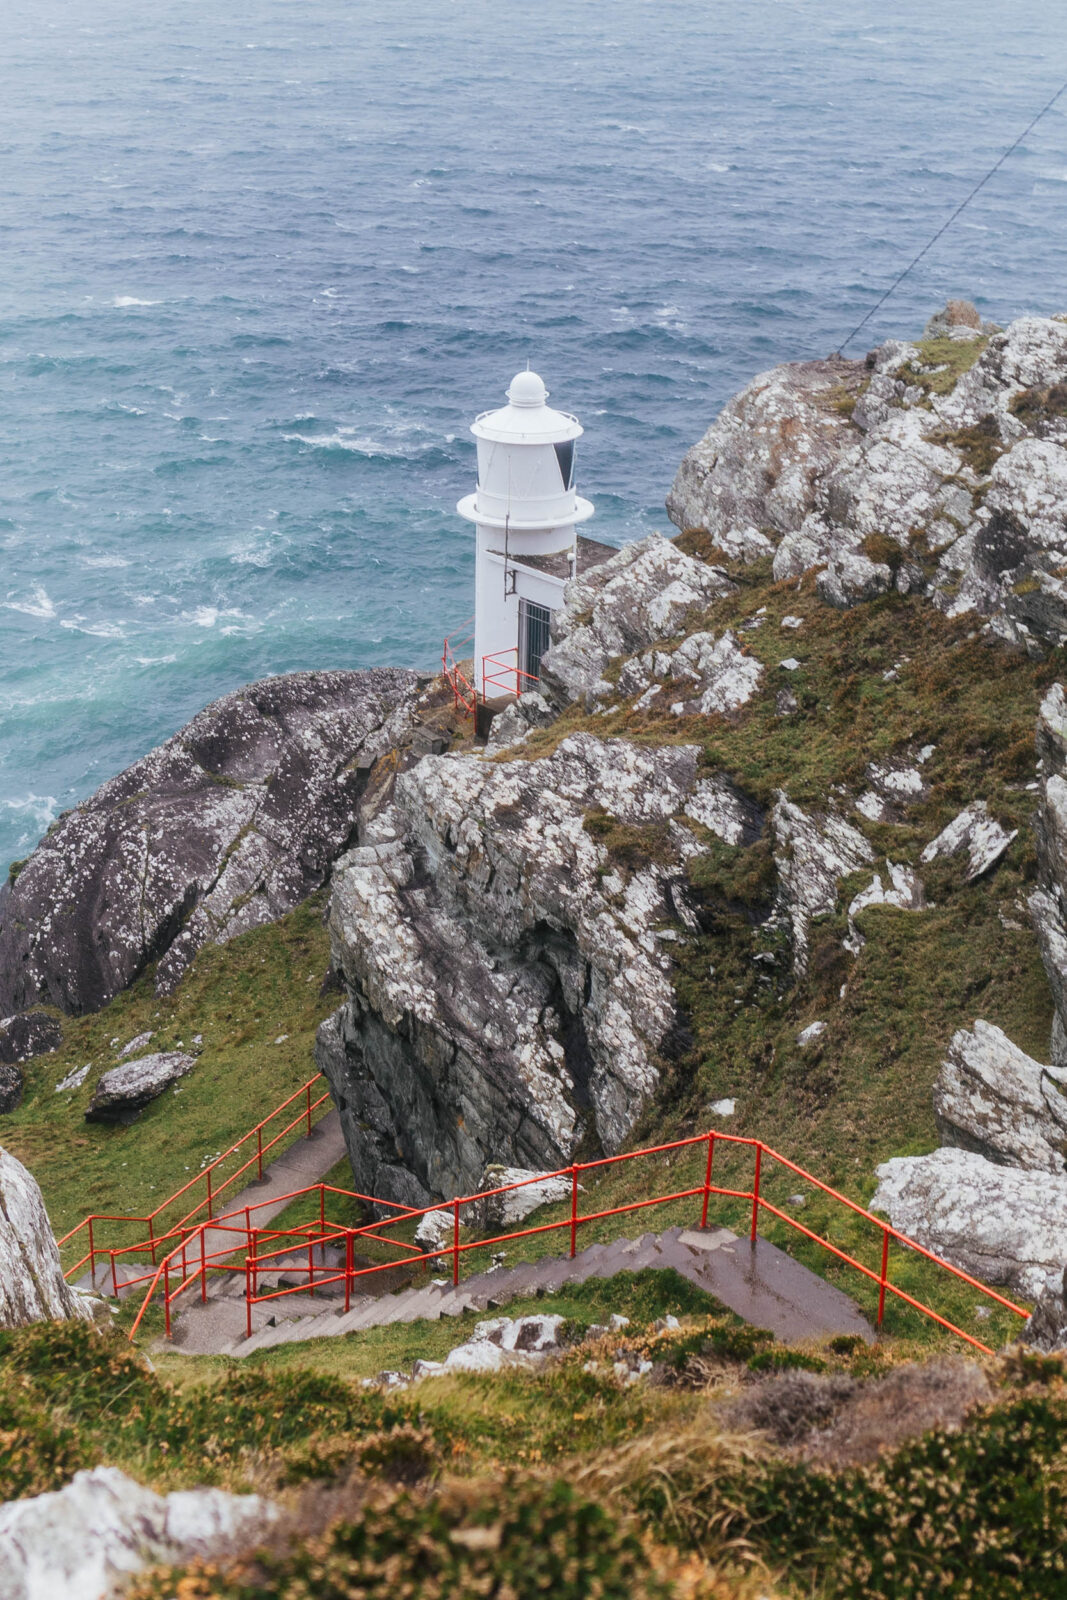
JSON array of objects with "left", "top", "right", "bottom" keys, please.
[
  {"left": 443, "top": 618, "right": 477, "bottom": 718},
  {"left": 481, "top": 647, "right": 539, "bottom": 702},
  {"left": 58, "top": 1074, "right": 331, "bottom": 1282},
  {"left": 125, "top": 1127, "right": 1030, "bottom": 1355}
]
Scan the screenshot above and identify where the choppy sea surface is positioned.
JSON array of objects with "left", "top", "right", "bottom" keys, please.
[{"left": 0, "top": 0, "right": 1064, "bottom": 869}]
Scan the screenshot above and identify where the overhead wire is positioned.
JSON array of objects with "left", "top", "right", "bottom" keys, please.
[{"left": 836, "top": 75, "right": 1067, "bottom": 355}]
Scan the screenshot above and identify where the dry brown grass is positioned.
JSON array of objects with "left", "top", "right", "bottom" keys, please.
[{"left": 720, "top": 1356, "right": 995, "bottom": 1468}]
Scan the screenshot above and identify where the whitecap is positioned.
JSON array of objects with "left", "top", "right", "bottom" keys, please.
[
  {"left": 3, "top": 793, "right": 58, "bottom": 849},
  {"left": 706, "top": 161, "right": 732, "bottom": 173},
  {"left": 134, "top": 654, "right": 177, "bottom": 666},
  {"left": 4, "top": 584, "right": 56, "bottom": 619},
  {"left": 183, "top": 605, "right": 250, "bottom": 629},
  {"left": 81, "top": 553, "right": 130, "bottom": 568},
  {"left": 113, "top": 296, "right": 160, "bottom": 308},
  {"left": 59, "top": 619, "right": 125, "bottom": 638}
]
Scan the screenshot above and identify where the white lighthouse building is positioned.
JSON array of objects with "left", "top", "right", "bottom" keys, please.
[{"left": 452, "top": 369, "right": 612, "bottom": 706}]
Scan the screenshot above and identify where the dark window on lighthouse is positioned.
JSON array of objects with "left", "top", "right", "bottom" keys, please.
[
  {"left": 519, "top": 599, "right": 552, "bottom": 684},
  {"left": 553, "top": 439, "right": 575, "bottom": 489}
]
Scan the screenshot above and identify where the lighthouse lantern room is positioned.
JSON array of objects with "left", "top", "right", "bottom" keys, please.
[{"left": 452, "top": 369, "right": 612, "bottom": 706}]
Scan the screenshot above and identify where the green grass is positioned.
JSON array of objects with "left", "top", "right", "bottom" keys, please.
[
  {"left": 6, "top": 1311, "right": 1067, "bottom": 1600},
  {"left": 897, "top": 333, "right": 989, "bottom": 398},
  {"left": 500, "top": 569, "right": 1058, "bottom": 1352},
  {"left": 1, "top": 894, "right": 337, "bottom": 1256}
]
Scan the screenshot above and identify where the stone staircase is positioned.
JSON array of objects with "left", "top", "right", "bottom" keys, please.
[{"left": 165, "top": 1223, "right": 874, "bottom": 1357}]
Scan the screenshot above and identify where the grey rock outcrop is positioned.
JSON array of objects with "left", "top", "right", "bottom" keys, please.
[
  {"left": 412, "top": 1313, "right": 567, "bottom": 1380},
  {"left": 470, "top": 1164, "right": 574, "bottom": 1231},
  {"left": 0, "top": 668, "right": 423, "bottom": 1015},
  {"left": 0, "top": 1011, "right": 62, "bottom": 1064},
  {"left": 0, "top": 1065, "right": 22, "bottom": 1114},
  {"left": 616, "top": 628, "right": 763, "bottom": 717},
  {"left": 85, "top": 1051, "right": 197, "bottom": 1124},
  {"left": 538, "top": 533, "right": 734, "bottom": 707},
  {"left": 871, "top": 1145, "right": 1067, "bottom": 1299},
  {"left": 844, "top": 862, "right": 925, "bottom": 954},
  {"left": 667, "top": 314, "right": 1067, "bottom": 651},
  {"left": 772, "top": 795, "right": 873, "bottom": 968},
  {"left": 920, "top": 802, "right": 1017, "bottom": 881},
  {"left": 1032, "top": 683, "right": 1067, "bottom": 1061},
  {"left": 0, "top": 1147, "right": 91, "bottom": 1328},
  {"left": 665, "top": 356, "right": 864, "bottom": 551},
  {"left": 484, "top": 691, "right": 557, "bottom": 752},
  {"left": 0, "top": 1465, "right": 277, "bottom": 1600},
  {"left": 1021, "top": 1268, "right": 1067, "bottom": 1352},
  {"left": 318, "top": 732, "right": 762, "bottom": 1209},
  {"left": 934, "top": 1021, "right": 1067, "bottom": 1172},
  {"left": 816, "top": 551, "right": 892, "bottom": 609}
]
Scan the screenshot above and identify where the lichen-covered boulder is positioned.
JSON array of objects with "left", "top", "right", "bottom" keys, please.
[
  {"left": 934, "top": 1020, "right": 1067, "bottom": 1172},
  {"left": 667, "top": 314, "right": 1067, "bottom": 651},
  {"left": 871, "top": 1146, "right": 1067, "bottom": 1299},
  {"left": 772, "top": 795, "right": 873, "bottom": 968},
  {"left": 0, "top": 1011, "right": 62, "bottom": 1064},
  {"left": 0, "top": 669, "right": 423, "bottom": 1015},
  {"left": 920, "top": 802, "right": 1017, "bottom": 881},
  {"left": 616, "top": 628, "right": 763, "bottom": 717},
  {"left": 0, "top": 1064, "right": 22, "bottom": 1114},
  {"left": 85, "top": 1051, "right": 197, "bottom": 1124},
  {"left": 665, "top": 355, "right": 865, "bottom": 549},
  {"left": 1021, "top": 1268, "right": 1067, "bottom": 1352},
  {"left": 538, "top": 534, "right": 733, "bottom": 706},
  {"left": 1029, "top": 684, "right": 1067, "bottom": 1061},
  {"left": 319, "top": 733, "right": 764, "bottom": 1208},
  {"left": 0, "top": 1147, "right": 91, "bottom": 1328},
  {"left": 0, "top": 1465, "right": 276, "bottom": 1600}
]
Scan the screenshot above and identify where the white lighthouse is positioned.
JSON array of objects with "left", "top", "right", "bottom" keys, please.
[{"left": 452, "top": 368, "right": 609, "bottom": 705}]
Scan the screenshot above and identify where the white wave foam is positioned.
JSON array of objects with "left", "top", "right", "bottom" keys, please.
[
  {"left": 134, "top": 654, "right": 177, "bottom": 666},
  {"left": 113, "top": 296, "right": 159, "bottom": 308},
  {"left": 81, "top": 553, "right": 130, "bottom": 569},
  {"left": 59, "top": 619, "right": 125, "bottom": 638},
  {"left": 183, "top": 605, "right": 252, "bottom": 629},
  {"left": 4, "top": 584, "right": 56, "bottom": 620},
  {"left": 3, "top": 792, "right": 58, "bottom": 850},
  {"left": 283, "top": 428, "right": 406, "bottom": 458}
]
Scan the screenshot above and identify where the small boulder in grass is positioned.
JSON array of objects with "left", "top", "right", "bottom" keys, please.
[{"left": 85, "top": 1052, "right": 197, "bottom": 1123}]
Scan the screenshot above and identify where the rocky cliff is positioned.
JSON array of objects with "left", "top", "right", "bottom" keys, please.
[
  {"left": 315, "top": 307, "right": 1067, "bottom": 1295},
  {"left": 0, "top": 669, "right": 424, "bottom": 1017},
  {"left": 0, "top": 1147, "right": 91, "bottom": 1328},
  {"left": 6, "top": 304, "right": 1067, "bottom": 1315},
  {"left": 666, "top": 312, "right": 1067, "bottom": 656}
]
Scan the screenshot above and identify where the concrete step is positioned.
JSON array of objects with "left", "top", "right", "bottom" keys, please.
[{"left": 174, "top": 1223, "right": 874, "bottom": 1359}]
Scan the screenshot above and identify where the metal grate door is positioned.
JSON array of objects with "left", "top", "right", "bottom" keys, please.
[{"left": 519, "top": 599, "right": 552, "bottom": 685}]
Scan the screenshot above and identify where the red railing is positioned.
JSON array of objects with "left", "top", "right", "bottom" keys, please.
[
  {"left": 443, "top": 618, "right": 477, "bottom": 718},
  {"left": 125, "top": 1126, "right": 1030, "bottom": 1355},
  {"left": 57, "top": 1074, "right": 331, "bottom": 1285},
  {"left": 481, "top": 647, "right": 539, "bottom": 702}
]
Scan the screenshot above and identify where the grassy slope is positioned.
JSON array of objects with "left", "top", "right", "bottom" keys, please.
[
  {"left": 1, "top": 893, "right": 337, "bottom": 1248},
  {"left": 5, "top": 326, "right": 1065, "bottom": 1590}
]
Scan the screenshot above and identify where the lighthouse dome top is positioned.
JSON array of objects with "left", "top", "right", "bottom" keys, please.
[
  {"left": 507, "top": 368, "right": 548, "bottom": 407},
  {"left": 471, "top": 367, "right": 584, "bottom": 446}
]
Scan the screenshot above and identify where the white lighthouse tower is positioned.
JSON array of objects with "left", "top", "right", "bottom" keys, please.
[{"left": 454, "top": 369, "right": 606, "bottom": 703}]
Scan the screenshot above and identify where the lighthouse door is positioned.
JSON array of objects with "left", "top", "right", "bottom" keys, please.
[{"left": 518, "top": 599, "right": 552, "bottom": 686}]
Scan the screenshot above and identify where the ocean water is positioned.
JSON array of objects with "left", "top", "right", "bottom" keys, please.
[{"left": 0, "top": 0, "right": 1064, "bottom": 870}]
